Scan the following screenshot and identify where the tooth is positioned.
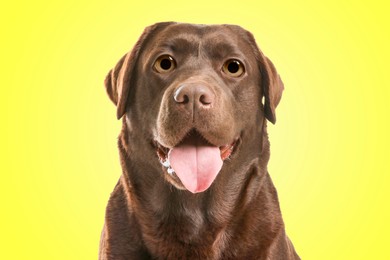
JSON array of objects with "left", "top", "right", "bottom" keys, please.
[
  {"left": 167, "top": 167, "right": 175, "bottom": 175},
  {"left": 162, "top": 159, "right": 170, "bottom": 168}
]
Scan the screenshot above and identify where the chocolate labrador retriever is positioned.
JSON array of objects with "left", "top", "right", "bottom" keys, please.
[{"left": 99, "top": 22, "right": 300, "bottom": 260}]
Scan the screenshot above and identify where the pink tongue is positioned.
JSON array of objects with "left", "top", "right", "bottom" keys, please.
[{"left": 168, "top": 136, "right": 223, "bottom": 193}]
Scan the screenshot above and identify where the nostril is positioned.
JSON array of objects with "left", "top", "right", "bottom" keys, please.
[
  {"left": 174, "top": 87, "right": 189, "bottom": 104},
  {"left": 174, "top": 94, "right": 189, "bottom": 103},
  {"left": 181, "top": 95, "right": 189, "bottom": 104},
  {"left": 199, "top": 94, "right": 212, "bottom": 105}
]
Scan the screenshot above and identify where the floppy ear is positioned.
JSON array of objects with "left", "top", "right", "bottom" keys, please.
[
  {"left": 104, "top": 22, "right": 175, "bottom": 119},
  {"left": 242, "top": 31, "right": 284, "bottom": 124},
  {"left": 259, "top": 55, "right": 284, "bottom": 124}
]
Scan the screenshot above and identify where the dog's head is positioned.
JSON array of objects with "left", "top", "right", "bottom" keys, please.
[{"left": 105, "top": 22, "right": 283, "bottom": 193}]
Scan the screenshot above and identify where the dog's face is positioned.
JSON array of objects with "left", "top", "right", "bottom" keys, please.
[{"left": 105, "top": 22, "right": 283, "bottom": 193}]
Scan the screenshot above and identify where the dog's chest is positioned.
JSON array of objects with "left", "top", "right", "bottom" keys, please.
[{"left": 143, "top": 209, "right": 229, "bottom": 259}]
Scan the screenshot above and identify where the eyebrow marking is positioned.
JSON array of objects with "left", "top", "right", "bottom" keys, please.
[
  {"left": 204, "top": 41, "right": 242, "bottom": 60},
  {"left": 159, "top": 37, "right": 200, "bottom": 53}
]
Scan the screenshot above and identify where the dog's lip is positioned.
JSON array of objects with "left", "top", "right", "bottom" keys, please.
[
  {"left": 156, "top": 143, "right": 170, "bottom": 162},
  {"left": 155, "top": 130, "right": 239, "bottom": 163},
  {"left": 219, "top": 142, "right": 236, "bottom": 160}
]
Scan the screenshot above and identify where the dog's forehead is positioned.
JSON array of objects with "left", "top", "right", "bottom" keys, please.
[
  {"left": 152, "top": 23, "right": 253, "bottom": 56},
  {"left": 158, "top": 23, "right": 235, "bottom": 39}
]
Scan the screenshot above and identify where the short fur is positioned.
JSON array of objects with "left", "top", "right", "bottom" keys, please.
[{"left": 99, "top": 22, "right": 300, "bottom": 260}]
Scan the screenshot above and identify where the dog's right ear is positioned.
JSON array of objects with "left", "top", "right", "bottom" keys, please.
[
  {"left": 105, "top": 54, "right": 126, "bottom": 107},
  {"left": 104, "top": 22, "right": 175, "bottom": 119}
]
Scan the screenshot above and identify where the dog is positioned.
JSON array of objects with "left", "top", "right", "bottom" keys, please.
[{"left": 99, "top": 22, "right": 300, "bottom": 260}]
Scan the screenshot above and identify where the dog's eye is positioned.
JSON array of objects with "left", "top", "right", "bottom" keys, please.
[
  {"left": 154, "top": 55, "right": 176, "bottom": 73},
  {"left": 222, "top": 59, "right": 245, "bottom": 77}
]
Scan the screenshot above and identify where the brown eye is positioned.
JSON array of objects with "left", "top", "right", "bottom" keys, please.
[
  {"left": 222, "top": 59, "right": 245, "bottom": 77},
  {"left": 154, "top": 55, "right": 176, "bottom": 73}
]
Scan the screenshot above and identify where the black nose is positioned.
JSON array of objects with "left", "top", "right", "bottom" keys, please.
[{"left": 174, "top": 84, "right": 215, "bottom": 110}]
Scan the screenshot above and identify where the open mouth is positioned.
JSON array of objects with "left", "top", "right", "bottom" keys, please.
[{"left": 155, "top": 130, "right": 239, "bottom": 193}]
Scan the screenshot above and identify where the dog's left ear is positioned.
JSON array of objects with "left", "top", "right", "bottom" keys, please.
[
  {"left": 259, "top": 55, "right": 284, "bottom": 124},
  {"left": 105, "top": 22, "right": 175, "bottom": 119},
  {"left": 241, "top": 30, "right": 284, "bottom": 124}
]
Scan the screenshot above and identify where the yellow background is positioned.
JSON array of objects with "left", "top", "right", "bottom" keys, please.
[{"left": 1, "top": 0, "right": 389, "bottom": 259}]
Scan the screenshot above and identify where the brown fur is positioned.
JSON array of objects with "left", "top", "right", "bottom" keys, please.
[{"left": 99, "top": 22, "right": 300, "bottom": 260}]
